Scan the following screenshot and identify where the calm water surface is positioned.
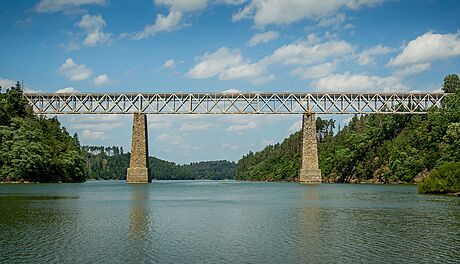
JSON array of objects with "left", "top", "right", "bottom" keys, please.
[{"left": 0, "top": 181, "right": 459, "bottom": 263}]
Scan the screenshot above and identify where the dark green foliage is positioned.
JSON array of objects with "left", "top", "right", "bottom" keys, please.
[
  {"left": 85, "top": 146, "right": 236, "bottom": 180},
  {"left": 418, "top": 162, "right": 460, "bottom": 194},
  {"left": 236, "top": 74, "right": 460, "bottom": 193},
  {"left": 442, "top": 74, "right": 460, "bottom": 93},
  {"left": 0, "top": 83, "right": 86, "bottom": 182},
  {"left": 236, "top": 132, "right": 302, "bottom": 181}
]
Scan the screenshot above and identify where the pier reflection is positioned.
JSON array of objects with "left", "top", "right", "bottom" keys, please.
[
  {"left": 126, "top": 184, "right": 152, "bottom": 262},
  {"left": 129, "top": 184, "right": 150, "bottom": 238},
  {"left": 295, "top": 185, "right": 323, "bottom": 262}
]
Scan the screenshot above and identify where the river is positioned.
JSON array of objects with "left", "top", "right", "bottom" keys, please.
[{"left": 0, "top": 181, "right": 458, "bottom": 263}]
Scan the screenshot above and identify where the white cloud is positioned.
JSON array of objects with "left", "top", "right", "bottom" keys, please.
[
  {"left": 312, "top": 72, "right": 406, "bottom": 92},
  {"left": 227, "top": 121, "right": 257, "bottom": 131},
  {"left": 156, "top": 134, "right": 183, "bottom": 145},
  {"left": 0, "top": 78, "right": 17, "bottom": 90},
  {"left": 292, "top": 62, "right": 336, "bottom": 80},
  {"left": 131, "top": 11, "right": 183, "bottom": 40},
  {"left": 129, "top": 0, "right": 217, "bottom": 40},
  {"left": 93, "top": 74, "right": 113, "bottom": 86},
  {"left": 64, "top": 115, "right": 129, "bottom": 142},
  {"left": 78, "top": 14, "right": 111, "bottom": 46},
  {"left": 222, "top": 88, "right": 241, "bottom": 94},
  {"left": 163, "top": 59, "right": 177, "bottom": 69},
  {"left": 220, "top": 61, "right": 268, "bottom": 80},
  {"left": 155, "top": 0, "right": 209, "bottom": 12},
  {"left": 394, "top": 63, "right": 431, "bottom": 77},
  {"left": 248, "top": 31, "right": 279, "bottom": 46},
  {"left": 186, "top": 47, "right": 244, "bottom": 79},
  {"left": 317, "top": 13, "right": 346, "bottom": 27},
  {"left": 58, "top": 58, "right": 92, "bottom": 81},
  {"left": 267, "top": 39, "right": 354, "bottom": 65},
  {"left": 186, "top": 36, "right": 353, "bottom": 84},
  {"left": 232, "top": 0, "right": 383, "bottom": 28},
  {"left": 357, "top": 44, "right": 393, "bottom": 65},
  {"left": 81, "top": 129, "right": 106, "bottom": 140},
  {"left": 71, "top": 120, "right": 125, "bottom": 130},
  {"left": 251, "top": 74, "right": 275, "bottom": 85},
  {"left": 127, "top": 0, "right": 244, "bottom": 40},
  {"left": 180, "top": 122, "right": 213, "bottom": 132},
  {"left": 55, "top": 87, "right": 79, "bottom": 93},
  {"left": 149, "top": 121, "right": 173, "bottom": 130},
  {"left": 388, "top": 32, "right": 460, "bottom": 66},
  {"left": 35, "top": 0, "right": 106, "bottom": 13},
  {"left": 146, "top": 115, "right": 174, "bottom": 130}
]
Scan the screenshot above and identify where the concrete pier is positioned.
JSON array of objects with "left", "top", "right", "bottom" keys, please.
[
  {"left": 127, "top": 113, "right": 150, "bottom": 183},
  {"left": 299, "top": 114, "right": 322, "bottom": 183}
]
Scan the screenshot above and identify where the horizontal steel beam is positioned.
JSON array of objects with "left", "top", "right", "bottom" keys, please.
[{"left": 23, "top": 92, "right": 447, "bottom": 115}]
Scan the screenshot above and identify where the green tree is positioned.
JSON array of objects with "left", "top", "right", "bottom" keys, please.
[
  {"left": 0, "top": 82, "right": 86, "bottom": 183},
  {"left": 442, "top": 74, "right": 460, "bottom": 93}
]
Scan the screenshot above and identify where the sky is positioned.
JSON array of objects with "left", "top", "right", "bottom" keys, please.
[{"left": 1, "top": 0, "right": 459, "bottom": 163}]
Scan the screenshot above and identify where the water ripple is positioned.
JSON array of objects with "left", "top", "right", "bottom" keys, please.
[{"left": 0, "top": 182, "right": 458, "bottom": 263}]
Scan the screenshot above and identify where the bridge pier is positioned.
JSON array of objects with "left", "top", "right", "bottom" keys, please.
[
  {"left": 299, "top": 114, "right": 322, "bottom": 183},
  {"left": 127, "top": 113, "right": 151, "bottom": 183}
]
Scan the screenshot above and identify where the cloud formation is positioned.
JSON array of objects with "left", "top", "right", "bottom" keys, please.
[
  {"left": 389, "top": 32, "right": 460, "bottom": 66},
  {"left": 187, "top": 47, "right": 244, "bottom": 79},
  {"left": 132, "top": 11, "right": 183, "bottom": 40},
  {"left": 35, "top": 0, "right": 106, "bottom": 13},
  {"left": 78, "top": 14, "right": 112, "bottom": 46},
  {"left": 312, "top": 72, "right": 405, "bottom": 92},
  {"left": 186, "top": 35, "right": 354, "bottom": 84},
  {"left": 357, "top": 44, "right": 393, "bottom": 65},
  {"left": 58, "top": 58, "right": 92, "bottom": 81},
  {"left": 248, "top": 31, "right": 279, "bottom": 46},
  {"left": 55, "top": 87, "right": 79, "bottom": 93},
  {"left": 93, "top": 74, "right": 112, "bottom": 86},
  {"left": 232, "top": 0, "right": 383, "bottom": 28}
]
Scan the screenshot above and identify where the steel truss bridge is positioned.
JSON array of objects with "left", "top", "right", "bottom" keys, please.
[{"left": 24, "top": 92, "right": 446, "bottom": 115}]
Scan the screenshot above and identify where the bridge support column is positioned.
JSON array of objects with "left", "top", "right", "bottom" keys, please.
[
  {"left": 299, "top": 114, "right": 321, "bottom": 183},
  {"left": 127, "top": 113, "right": 151, "bottom": 183}
]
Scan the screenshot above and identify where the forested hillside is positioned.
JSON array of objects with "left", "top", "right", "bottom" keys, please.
[
  {"left": 0, "top": 82, "right": 86, "bottom": 183},
  {"left": 236, "top": 74, "right": 460, "bottom": 194},
  {"left": 85, "top": 146, "right": 236, "bottom": 180}
]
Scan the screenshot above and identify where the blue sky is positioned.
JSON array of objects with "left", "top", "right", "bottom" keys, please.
[{"left": 1, "top": 0, "right": 459, "bottom": 163}]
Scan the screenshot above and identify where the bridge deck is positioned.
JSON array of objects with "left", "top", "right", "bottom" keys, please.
[{"left": 24, "top": 92, "right": 446, "bottom": 114}]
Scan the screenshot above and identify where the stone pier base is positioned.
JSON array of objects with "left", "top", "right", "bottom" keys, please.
[
  {"left": 299, "top": 114, "right": 322, "bottom": 183},
  {"left": 127, "top": 113, "right": 151, "bottom": 183}
]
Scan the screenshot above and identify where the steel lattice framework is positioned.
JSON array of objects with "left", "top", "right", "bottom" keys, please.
[{"left": 23, "top": 93, "right": 447, "bottom": 115}]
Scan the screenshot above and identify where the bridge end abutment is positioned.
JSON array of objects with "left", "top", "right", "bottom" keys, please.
[
  {"left": 299, "top": 114, "right": 322, "bottom": 184},
  {"left": 127, "top": 113, "right": 151, "bottom": 183}
]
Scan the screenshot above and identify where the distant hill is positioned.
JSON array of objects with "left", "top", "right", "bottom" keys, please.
[{"left": 84, "top": 146, "right": 236, "bottom": 180}]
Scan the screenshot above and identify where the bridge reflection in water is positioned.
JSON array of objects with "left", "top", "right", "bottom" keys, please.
[{"left": 24, "top": 92, "right": 447, "bottom": 184}]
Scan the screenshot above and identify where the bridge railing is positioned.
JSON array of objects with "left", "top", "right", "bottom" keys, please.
[{"left": 23, "top": 93, "right": 447, "bottom": 115}]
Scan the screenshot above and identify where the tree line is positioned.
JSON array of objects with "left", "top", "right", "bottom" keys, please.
[
  {"left": 236, "top": 74, "right": 460, "bottom": 194},
  {"left": 82, "top": 146, "right": 236, "bottom": 180},
  {"left": 85, "top": 146, "right": 236, "bottom": 180},
  {"left": 0, "top": 82, "right": 86, "bottom": 182}
]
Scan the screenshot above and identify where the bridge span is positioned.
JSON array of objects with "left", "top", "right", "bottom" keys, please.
[{"left": 24, "top": 92, "right": 446, "bottom": 184}]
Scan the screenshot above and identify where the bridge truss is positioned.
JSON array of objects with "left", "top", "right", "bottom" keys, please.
[{"left": 23, "top": 93, "right": 446, "bottom": 115}]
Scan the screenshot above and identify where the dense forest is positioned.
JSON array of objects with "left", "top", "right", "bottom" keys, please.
[
  {"left": 237, "top": 74, "right": 460, "bottom": 194},
  {"left": 0, "top": 82, "right": 86, "bottom": 183},
  {"left": 85, "top": 146, "right": 236, "bottom": 180}
]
